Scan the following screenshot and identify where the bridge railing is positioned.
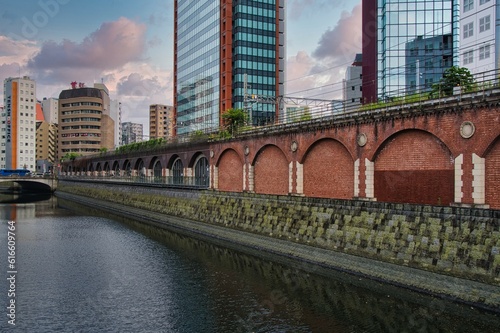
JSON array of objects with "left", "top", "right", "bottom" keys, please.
[{"left": 59, "top": 174, "right": 209, "bottom": 189}]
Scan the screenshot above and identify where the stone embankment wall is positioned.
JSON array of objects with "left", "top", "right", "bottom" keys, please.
[{"left": 58, "top": 181, "right": 500, "bottom": 286}]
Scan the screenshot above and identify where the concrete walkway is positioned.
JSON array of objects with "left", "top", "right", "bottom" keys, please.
[{"left": 56, "top": 191, "right": 500, "bottom": 313}]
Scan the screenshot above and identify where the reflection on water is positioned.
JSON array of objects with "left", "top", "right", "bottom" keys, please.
[{"left": 1, "top": 195, "right": 499, "bottom": 333}]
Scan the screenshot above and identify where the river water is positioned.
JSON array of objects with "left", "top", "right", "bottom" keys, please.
[{"left": 1, "top": 194, "right": 500, "bottom": 332}]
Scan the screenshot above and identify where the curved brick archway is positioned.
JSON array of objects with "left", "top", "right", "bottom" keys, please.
[
  {"left": 303, "top": 139, "right": 354, "bottom": 199},
  {"left": 485, "top": 136, "right": 500, "bottom": 209},
  {"left": 217, "top": 149, "right": 243, "bottom": 192},
  {"left": 253, "top": 145, "right": 288, "bottom": 195},
  {"left": 374, "top": 130, "right": 454, "bottom": 205}
]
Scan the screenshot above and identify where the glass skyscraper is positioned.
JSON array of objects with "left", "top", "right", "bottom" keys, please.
[
  {"left": 363, "top": 0, "right": 460, "bottom": 102},
  {"left": 174, "top": 0, "right": 285, "bottom": 135}
]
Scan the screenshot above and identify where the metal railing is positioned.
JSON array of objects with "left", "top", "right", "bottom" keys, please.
[{"left": 59, "top": 174, "right": 209, "bottom": 189}]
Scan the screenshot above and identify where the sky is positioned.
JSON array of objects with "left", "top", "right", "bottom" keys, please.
[{"left": 0, "top": 0, "right": 362, "bottom": 136}]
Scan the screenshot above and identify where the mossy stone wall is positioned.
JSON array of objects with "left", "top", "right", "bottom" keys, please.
[{"left": 58, "top": 181, "right": 500, "bottom": 285}]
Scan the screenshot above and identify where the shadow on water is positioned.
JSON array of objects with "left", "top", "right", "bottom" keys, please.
[{"left": 58, "top": 197, "right": 500, "bottom": 333}]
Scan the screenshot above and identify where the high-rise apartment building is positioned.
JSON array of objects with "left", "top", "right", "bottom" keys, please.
[
  {"left": 57, "top": 82, "right": 114, "bottom": 159},
  {"left": 174, "top": 0, "right": 285, "bottom": 135},
  {"left": 41, "top": 97, "right": 59, "bottom": 124},
  {"left": 122, "top": 122, "right": 143, "bottom": 145},
  {"left": 35, "top": 103, "right": 57, "bottom": 174},
  {"left": 109, "top": 99, "right": 122, "bottom": 148},
  {"left": 362, "top": 0, "right": 459, "bottom": 102},
  {"left": 149, "top": 104, "right": 174, "bottom": 140},
  {"left": 460, "top": 0, "right": 497, "bottom": 78},
  {"left": 344, "top": 54, "right": 363, "bottom": 110},
  {"left": 1, "top": 76, "right": 37, "bottom": 170}
]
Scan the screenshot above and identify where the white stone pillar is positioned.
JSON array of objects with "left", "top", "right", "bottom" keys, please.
[
  {"left": 289, "top": 162, "right": 293, "bottom": 193},
  {"left": 354, "top": 159, "right": 360, "bottom": 197},
  {"left": 213, "top": 165, "right": 219, "bottom": 189},
  {"left": 243, "top": 164, "right": 247, "bottom": 191},
  {"left": 365, "top": 159, "right": 375, "bottom": 199},
  {"left": 296, "top": 162, "right": 303, "bottom": 195},
  {"left": 248, "top": 165, "right": 254, "bottom": 192},
  {"left": 454, "top": 154, "right": 463, "bottom": 203},
  {"left": 472, "top": 153, "right": 486, "bottom": 205}
]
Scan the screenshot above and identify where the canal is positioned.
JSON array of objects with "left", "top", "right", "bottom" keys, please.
[{"left": 1, "top": 194, "right": 500, "bottom": 332}]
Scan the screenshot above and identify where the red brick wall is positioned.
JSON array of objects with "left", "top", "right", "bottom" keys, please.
[
  {"left": 303, "top": 139, "right": 354, "bottom": 199},
  {"left": 254, "top": 145, "right": 288, "bottom": 195},
  {"left": 374, "top": 130, "right": 454, "bottom": 205},
  {"left": 485, "top": 138, "right": 500, "bottom": 209},
  {"left": 218, "top": 149, "right": 243, "bottom": 192}
]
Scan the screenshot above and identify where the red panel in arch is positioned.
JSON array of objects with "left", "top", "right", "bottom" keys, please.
[
  {"left": 218, "top": 149, "right": 243, "bottom": 192},
  {"left": 303, "top": 139, "right": 354, "bottom": 199},
  {"left": 254, "top": 145, "right": 288, "bottom": 195},
  {"left": 374, "top": 130, "right": 454, "bottom": 205},
  {"left": 485, "top": 138, "right": 500, "bottom": 209}
]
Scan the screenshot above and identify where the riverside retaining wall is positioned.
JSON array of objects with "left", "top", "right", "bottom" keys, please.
[{"left": 57, "top": 180, "right": 500, "bottom": 286}]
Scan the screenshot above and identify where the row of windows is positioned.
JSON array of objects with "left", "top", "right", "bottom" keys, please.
[
  {"left": 234, "top": 18, "right": 276, "bottom": 32},
  {"left": 463, "top": 16, "right": 490, "bottom": 39},
  {"left": 61, "top": 102, "right": 102, "bottom": 107},
  {"left": 235, "top": 46, "right": 276, "bottom": 58},
  {"left": 464, "top": 0, "right": 490, "bottom": 13},
  {"left": 2, "top": 135, "right": 34, "bottom": 140},
  {"left": 62, "top": 110, "right": 102, "bottom": 116},
  {"left": 462, "top": 44, "right": 490, "bottom": 64},
  {"left": 1, "top": 112, "right": 35, "bottom": 118},
  {"left": 234, "top": 60, "right": 276, "bottom": 72},
  {"left": 235, "top": 4, "right": 276, "bottom": 19},
  {"left": 62, "top": 141, "right": 100, "bottom": 145},
  {"left": 234, "top": 32, "right": 276, "bottom": 45},
  {"left": 61, "top": 118, "right": 100, "bottom": 123},
  {"left": 16, "top": 82, "right": 35, "bottom": 88},
  {"left": 1, "top": 127, "right": 34, "bottom": 132},
  {"left": 382, "top": 1, "right": 452, "bottom": 12},
  {"left": 62, "top": 125, "right": 100, "bottom": 130},
  {"left": 61, "top": 133, "right": 101, "bottom": 138},
  {"left": 234, "top": 74, "right": 276, "bottom": 86}
]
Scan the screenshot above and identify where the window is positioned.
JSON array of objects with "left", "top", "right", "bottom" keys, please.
[
  {"left": 464, "top": 0, "right": 474, "bottom": 12},
  {"left": 479, "top": 15, "right": 490, "bottom": 32},
  {"left": 479, "top": 45, "right": 490, "bottom": 60},
  {"left": 463, "top": 22, "right": 473, "bottom": 38},
  {"left": 463, "top": 50, "right": 474, "bottom": 65},
  {"left": 480, "top": 0, "right": 490, "bottom": 4}
]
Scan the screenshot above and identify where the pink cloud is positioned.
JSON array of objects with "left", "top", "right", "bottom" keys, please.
[
  {"left": 28, "top": 17, "right": 147, "bottom": 71},
  {"left": 312, "top": 3, "right": 362, "bottom": 64}
]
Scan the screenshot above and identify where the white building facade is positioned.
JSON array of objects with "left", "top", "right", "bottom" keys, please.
[
  {"left": 1, "top": 76, "right": 37, "bottom": 170},
  {"left": 460, "top": 0, "right": 497, "bottom": 80}
]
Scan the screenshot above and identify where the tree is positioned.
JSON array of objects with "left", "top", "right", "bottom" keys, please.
[
  {"left": 222, "top": 108, "right": 248, "bottom": 134},
  {"left": 430, "top": 66, "right": 475, "bottom": 98}
]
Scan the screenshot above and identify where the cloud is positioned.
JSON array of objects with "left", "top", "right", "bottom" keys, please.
[
  {"left": 0, "top": 36, "right": 38, "bottom": 64},
  {"left": 288, "top": 0, "right": 338, "bottom": 20},
  {"left": 27, "top": 17, "right": 147, "bottom": 73},
  {"left": 117, "top": 72, "right": 165, "bottom": 97},
  {"left": 312, "top": 3, "right": 362, "bottom": 64}
]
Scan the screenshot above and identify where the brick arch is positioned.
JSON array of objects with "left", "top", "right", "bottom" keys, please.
[
  {"left": 253, "top": 144, "right": 289, "bottom": 195},
  {"left": 217, "top": 148, "right": 244, "bottom": 192},
  {"left": 373, "top": 129, "right": 454, "bottom": 205},
  {"left": 302, "top": 138, "right": 354, "bottom": 199},
  {"left": 485, "top": 135, "right": 500, "bottom": 209}
]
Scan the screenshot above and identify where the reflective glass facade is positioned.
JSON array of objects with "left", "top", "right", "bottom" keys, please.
[
  {"left": 377, "top": 0, "right": 459, "bottom": 99},
  {"left": 175, "top": 0, "right": 220, "bottom": 135},
  {"left": 174, "top": 0, "right": 284, "bottom": 135},
  {"left": 233, "top": 1, "right": 282, "bottom": 125}
]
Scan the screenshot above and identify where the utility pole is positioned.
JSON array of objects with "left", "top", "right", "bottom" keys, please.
[{"left": 243, "top": 73, "right": 252, "bottom": 126}]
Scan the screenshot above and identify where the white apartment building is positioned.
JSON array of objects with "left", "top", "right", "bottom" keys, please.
[
  {"left": 344, "top": 54, "right": 363, "bottom": 111},
  {"left": 41, "top": 97, "right": 59, "bottom": 124},
  {"left": 1, "top": 76, "right": 37, "bottom": 170},
  {"left": 460, "top": 0, "right": 497, "bottom": 80},
  {"left": 110, "top": 99, "right": 122, "bottom": 148}
]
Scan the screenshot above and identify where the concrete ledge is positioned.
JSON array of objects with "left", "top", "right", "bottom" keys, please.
[{"left": 56, "top": 191, "right": 500, "bottom": 313}]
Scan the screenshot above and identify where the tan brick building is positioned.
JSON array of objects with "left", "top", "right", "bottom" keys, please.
[
  {"left": 57, "top": 83, "right": 114, "bottom": 159},
  {"left": 149, "top": 104, "right": 174, "bottom": 140}
]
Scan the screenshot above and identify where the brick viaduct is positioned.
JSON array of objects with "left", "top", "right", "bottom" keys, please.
[{"left": 64, "top": 92, "right": 500, "bottom": 210}]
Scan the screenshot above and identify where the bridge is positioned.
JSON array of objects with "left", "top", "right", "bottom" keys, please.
[
  {"left": 60, "top": 88, "right": 500, "bottom": 210},
  {"left": 0, "top": 176, "right": 57, "bottom": 193}
]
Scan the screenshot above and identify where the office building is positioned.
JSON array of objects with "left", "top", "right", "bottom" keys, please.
[
  {"left": 174, "top": 0, "right": 285, "bottom": 135},
  {"left": 1, "top": 76, "right": 37, "bottom": 170},
  {"left": 109, "top": 99, "right": 122, "bottom": 148},
  {"left": 122, "top": 122, "right": 144, "bottom": 145},
  {"left": 460, "top": 0, "right": 497, "bottom": 79},
  {"left": 57, "top": 82, "right": 114, "bottom": 158},
  {"left": 41, "top": 97, "right": 59, "bottom": 124},
  {"left": 149, "top": 104, "right": 174, "bottom": 140},
  {"left": 362, "top": 0, "right": 459, "bottom": 102}
]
